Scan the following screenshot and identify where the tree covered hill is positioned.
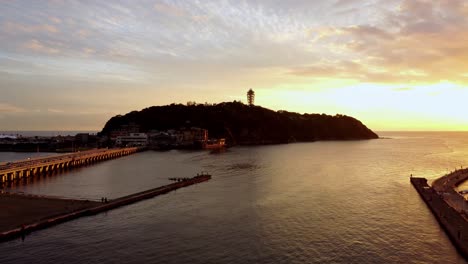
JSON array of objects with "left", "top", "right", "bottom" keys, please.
[{"left": 100, "top": 101, "right": 379, "bottom": 145}]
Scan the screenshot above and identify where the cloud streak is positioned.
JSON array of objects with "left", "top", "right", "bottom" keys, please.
[
  {"left": 296, "top": 0, "right": 468, "bottom": 84},
  {"left": 22, "top": 39, "right": 61, "bottom": 54},
  {"left": 0, "top": 103, "right": 26, "bottom": 114},
  {"left": 3, "top": 22, "right": 59, "bottom": 34}
]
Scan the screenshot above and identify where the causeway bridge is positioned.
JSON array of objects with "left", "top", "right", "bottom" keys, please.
[{"left": 0, "top": 148, "right": 139, "bottom": 186}]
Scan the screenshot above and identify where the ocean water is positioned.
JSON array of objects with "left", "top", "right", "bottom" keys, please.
[{"left": 0, "top": 132, "right": 467, "bottom": 263}]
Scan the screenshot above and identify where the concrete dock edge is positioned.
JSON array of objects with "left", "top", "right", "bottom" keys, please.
[{"left": 411, "top": 177, "right": 468, "bottom": 259}]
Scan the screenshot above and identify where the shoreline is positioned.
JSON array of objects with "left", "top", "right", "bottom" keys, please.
[{"left": 0, "top": 137, "right": 380, "bottom": 153}]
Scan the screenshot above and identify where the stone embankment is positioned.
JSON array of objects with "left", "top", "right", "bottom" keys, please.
[{"left": 411, "top": 173, "right": 468, "bottom": 259}]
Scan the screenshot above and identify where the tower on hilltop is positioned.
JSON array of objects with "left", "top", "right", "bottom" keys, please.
[{"left": 247, "top": 89, "right": 255, "bottom": 106}]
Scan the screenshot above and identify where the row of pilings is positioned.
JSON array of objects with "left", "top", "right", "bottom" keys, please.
[{"left": 0, "top": 148, "right": 140, "bottom": 187}]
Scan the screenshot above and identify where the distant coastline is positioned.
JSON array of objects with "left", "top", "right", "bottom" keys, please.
[
  {"left": 0, "top": 132, "right": 100, "bottom": 153},
  {"left": 0, "top": 131, "right": 98, "bottom": 137}
]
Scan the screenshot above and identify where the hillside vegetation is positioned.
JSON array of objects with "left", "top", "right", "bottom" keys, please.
[{"left": 100, "top": 102, "right": 379, "bottom": 145}]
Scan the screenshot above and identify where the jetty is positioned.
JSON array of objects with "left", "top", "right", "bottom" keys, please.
[
  {"left": 411, "top": 169, "right": 468, "bottom": 259},
  {"left": 0, "top": 147, "right": 140, "bottom": 186},
  {"left": 0, "top": 174, "right": 211, "bottom": 242},
  {"left": 168, "top": 172, "right": 210, "bottom": 182}
]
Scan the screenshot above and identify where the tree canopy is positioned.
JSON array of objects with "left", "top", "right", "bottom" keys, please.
[{"left": 100, "top": 101, "right": 378, "bottom": 145}]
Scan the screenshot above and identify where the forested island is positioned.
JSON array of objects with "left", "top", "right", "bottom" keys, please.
[{"left": 100, "top": 101, "right": 378, "bottom": 145}]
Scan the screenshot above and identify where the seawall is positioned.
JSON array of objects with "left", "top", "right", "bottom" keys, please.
[
  {"left": 411, "top": 177, "right": 468, "bottom": 259},
  {"left": 0, "top": 175, "right": 211, "bottom": 242}
]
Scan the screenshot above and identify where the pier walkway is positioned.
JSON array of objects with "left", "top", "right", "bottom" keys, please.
[
  {"left": 432, "top": 169, "right": 468, "bottom": 213},
  {"left": 0, "top": 148, "right": 139, "bottom": 186}
]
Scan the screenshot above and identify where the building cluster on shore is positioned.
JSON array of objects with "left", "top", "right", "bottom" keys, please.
[
  {"left": 0, "top": 126, "right": 225, "bottom": 153},
  {"left": 110, "top": 125, "right": 225, "bottom": 150}
]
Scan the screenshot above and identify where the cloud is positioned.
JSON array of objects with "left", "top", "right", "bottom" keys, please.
[
  {"left": 392, "top": 87, "right": 413, "bottom": 91},
  {"left": 22, "top": 39, "right": 60, "bottom": 54},
  {"left": 334, "top": 0, "right": 366, "bottom": 7},
  {"left": 82, "top": 47, "right": 95, "bottom": 56},
  {"left": 308, "top": 26, "right": 343, "bottom": 43},
  {"left": 342, "top": 25, "right": 391, "bottom": 40},
  {"left": 2, "top": 21, "right": 59, "bottom": 34},
  {"left": 154, "top": 2, "right": 187, "bottom": 17},
  {"left": 47, "top": 108, "right": 65, "bottom": 113},
  {"left": 290, "top": 0, "right": 468, "bottom": 84},
  {"left": 290, "top": 61, "right": 363, "bottom": 78},
  {"left": 49, "top": 17, "right": 62, "bottom": 24},
  {"left": 76, "top": 29, "right": 91, "bottom": 39},
  {"left": 3, "top": 0, "right": 467, "bottom": 87},
  {"left": 2, "top": 0, "right": 468, "bottom": 131},
  {"left": 0, "top": 103, "right": 26, "bottom": 113}
]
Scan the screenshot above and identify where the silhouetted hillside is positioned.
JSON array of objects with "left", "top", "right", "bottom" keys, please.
[{"left": 100, "top": 102, "right": 378, "bottom": 145}]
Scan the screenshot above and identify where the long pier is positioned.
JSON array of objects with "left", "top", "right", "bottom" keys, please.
[
  {"left": 0, "top": 174, "right": 211, "bottom": 242},
  {"left": 0, "top": 148, "right": 139, "bottom": 186},
  {"left": 411, "top": 170, "right": 468, "bottom": 259}
]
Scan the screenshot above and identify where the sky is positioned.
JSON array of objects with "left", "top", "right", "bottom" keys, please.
[{"left": 1, "top": 0, "right": 468, "bottom": 131}]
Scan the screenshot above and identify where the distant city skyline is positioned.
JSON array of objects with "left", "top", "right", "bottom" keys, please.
[{"left": 1, "top": 0, "right": 468, "bottom": 131}]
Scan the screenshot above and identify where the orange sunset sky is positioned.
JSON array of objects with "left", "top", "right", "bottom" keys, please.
[{"left": 1, "top": 0, "right": 468, "bottom": 131}]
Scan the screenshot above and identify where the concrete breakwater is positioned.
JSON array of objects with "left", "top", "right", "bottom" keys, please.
[
  {"left": 411, "top": 177, "right": 468, "bottom": 259},
  {"left": 0, "top": 147, "right": 141, "bottom": 186},
  {"left": 0, "top": 174, "right": 211, "bottom": 242}
]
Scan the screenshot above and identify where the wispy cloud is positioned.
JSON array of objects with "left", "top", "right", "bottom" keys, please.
[
  {"left": 47, "top": 108, "right": 65, "bottom": 113},
  {"left": 2, "top": 21, "right": 59, "bottom": 34},
  {"left": 154, "top": 2, "right": 187, "bottom": 17},
  {"left": 49, "top": 17, "right": 62, "bottom": 24},
  {"left": 296, "top": 0, "right": 468, "bottom": 84},
  {"left": 0, "top": 103, "right": 27, "bottom": 113},
  {"left": 22, "top": 39, "right": 60, "bottom": 54}
]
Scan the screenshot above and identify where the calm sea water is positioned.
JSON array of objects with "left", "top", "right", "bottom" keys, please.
[{"left": 1, "top": 132, "right": 467, "bottom": 263}]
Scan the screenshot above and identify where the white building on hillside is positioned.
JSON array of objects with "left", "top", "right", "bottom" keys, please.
[{"left": 116, "top": 133, "right": 148, "bottom": 147}]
